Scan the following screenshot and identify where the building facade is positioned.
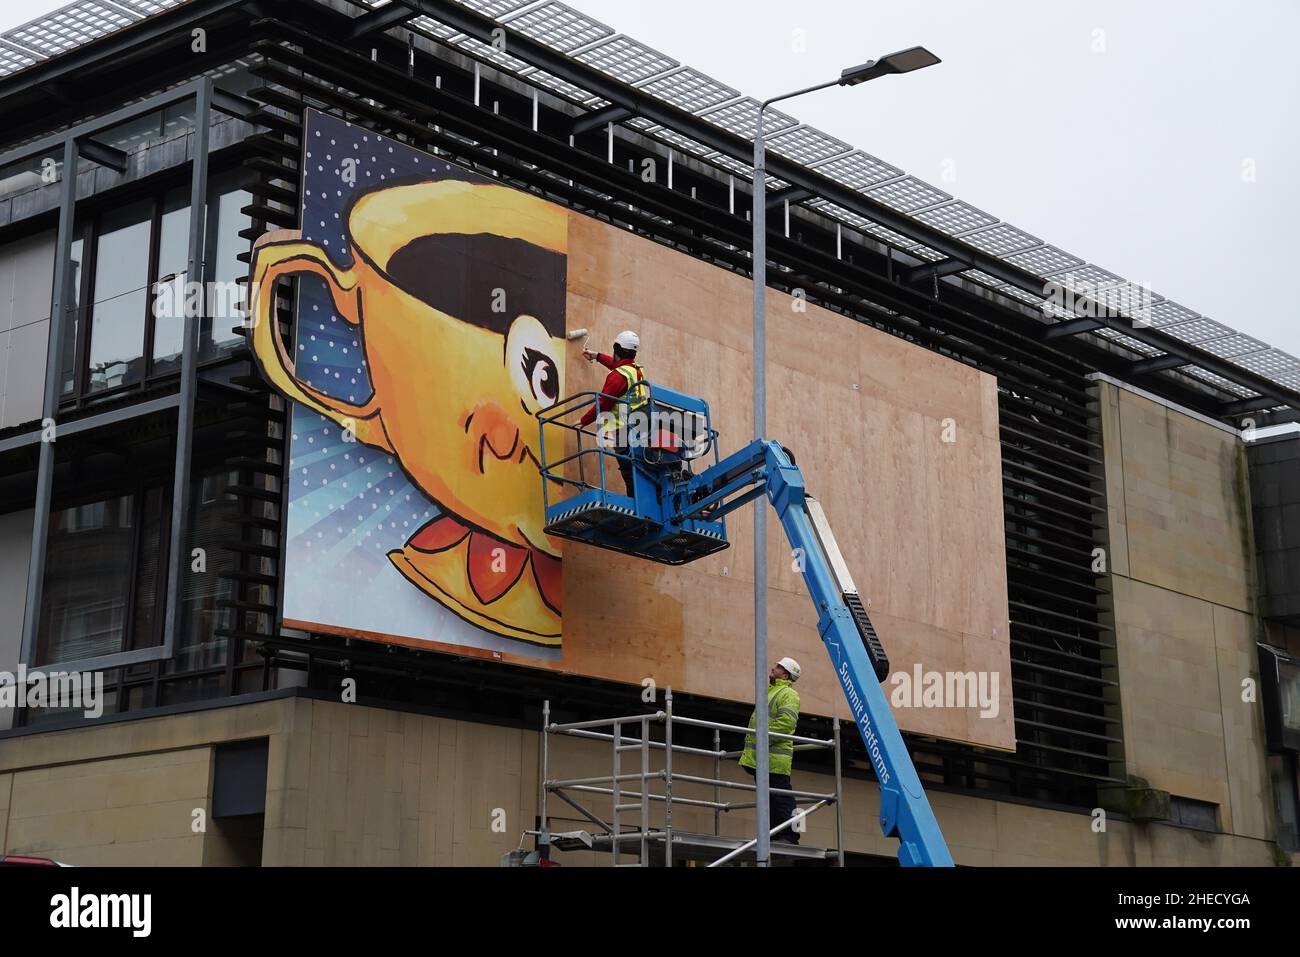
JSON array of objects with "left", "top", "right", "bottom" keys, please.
[{"left": 0, "top": 0, "right": 1297, "bottom": 866}]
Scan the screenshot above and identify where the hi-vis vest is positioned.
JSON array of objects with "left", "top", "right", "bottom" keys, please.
[
  {"left": 601, "top": 362, "right": 648, "bottom": 437},
  {"left": 739, "top": 679, "right": 801, "bottom": 776}
]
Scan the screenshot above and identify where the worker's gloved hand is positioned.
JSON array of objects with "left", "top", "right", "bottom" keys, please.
[{"left": 582, "top": 349, "right": 597, "bottom": 362}]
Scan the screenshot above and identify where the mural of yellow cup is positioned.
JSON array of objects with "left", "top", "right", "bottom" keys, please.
[{"left": 249, "top": 179, "right": 568, "bottom": 645}]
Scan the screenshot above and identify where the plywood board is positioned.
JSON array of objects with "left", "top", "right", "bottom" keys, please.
[{"left": 509, "top": 212, "right": 1013, "bottom": 750}]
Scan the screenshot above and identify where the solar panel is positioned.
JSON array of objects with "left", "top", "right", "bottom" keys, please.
[
  {"left": 1053, "top": 264, "right": 1124, "bottom": 292},
  {"left": 866, "top": 176, "right": 951, "bottom": 213},
  {"left": 806, "top": 150, "right": 901, "bottom": 191},
  {"left": 573, "top": 34, "right": 677, "bottom": 85},
  {"left": 10, "top": 1, "right": 132, "bottom": 57},
  {"left": 505, "top": 1, "right": 613, "bottom": 53},
  {"left": 1192, "top": 333, "right": 1268, "bottom": 359},
  {"left": 457, "top": 0, "right": 532, "bottom": 19},
  {"left": 914, "top": 200, "right": 998, "bottom": 235},
  {"left": 960, "top": 223, "right": 1041, "bottom": 257},
  {"left": 650, "top": 126, "right": 715, "bottom": 158},
  {"left": 0, "top": 39, "right": 40, "bottom": 74},
  {"left": 2, "top": 0, "right": 1295, "bottom": 409},
  {"left": 766, "top": 124, "right": 852, "bottom": 166},
  {"left": 1148, "top": 300, "right": 1199, "bottom": 328},
  {"left": 1095, "top": 328, "right": 1161, "bottom": 356},
  {"left": 1232, "top": 349, "right": 1300, "bottom": 377},
  {"left": 520, "top": 66, "right": 605, "bottom": 105},
  {"left": 637, "top": 67, "right": 738, "bottom": 113},
  {"left": 1004, "top": 245, "right": 1084, "bottom": 278},
  {"left": 1164, "top": 317, "right": 1233, "bottom": 343},
  {"left": 453, "top": 35, "right": 532, "bottom": 73},
  {"left": 1184, "top": 366, "right": 1257, "bottom": 398},
  {"left": 698, "top": 97, "right": 796, "bottom": 139},
  {"left": 409, "top": 14, "right": 461, "bottom": 39}
]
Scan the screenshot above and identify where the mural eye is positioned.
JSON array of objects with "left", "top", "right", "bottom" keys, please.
[{"left": 522, "top": 348, "right": 559, "bottom": 405}]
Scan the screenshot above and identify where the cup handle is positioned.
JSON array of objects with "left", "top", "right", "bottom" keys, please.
[{"left": 248, "top": 230, "right": 393, "bottom": 453}]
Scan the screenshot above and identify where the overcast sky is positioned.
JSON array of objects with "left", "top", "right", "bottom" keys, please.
[{"left": 3, "top": 0, "right": 1296, "bottom": 356}]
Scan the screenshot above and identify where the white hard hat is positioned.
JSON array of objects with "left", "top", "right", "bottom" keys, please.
[
  {"left": 614, "top": 330, "right": 640, "bottom": 352},
  {"left": 777, "top": 657, "right": 801, "bottom": 681}
]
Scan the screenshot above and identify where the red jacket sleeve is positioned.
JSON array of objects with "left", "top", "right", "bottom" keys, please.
[{"left": 580, "top": 368, "right": 629, "bottom": 426}]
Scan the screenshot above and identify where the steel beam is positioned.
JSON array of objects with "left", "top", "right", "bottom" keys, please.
[
  {"left": 1127, "top": 354, "right": 1190, "bottom": 376},
  {"left": 348, "top": 2, "right": 419, "bottom": 39},
  {"left": 1220, "top": 395, "right": 1279, "bottom": 416},
  {"left": 765, "top": 185, "right": 813, "bottom": 208},
  {"left": 1041, "top": 316, "right": 1105, "bottom": 340},
  {"left": 162, "top": 79, "right": 213, "bottom": 653},
  {"left": 0, "top": 394, "right": 182, "bottom": 456},
  {"left": 75, "top": 135, "right": 128, "bottom": 173},
  {"left": 18, "top": 137, "right": 78, "bottom": 667},
  {"left": 571, "top": 104, "right": 633, "bottom": 136},
  {"left": 902, "top": 258, "right": 968, "bottom": 286}
]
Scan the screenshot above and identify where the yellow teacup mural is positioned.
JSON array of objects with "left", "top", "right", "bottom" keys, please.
[{"left": 249, "top": 173, "right": 567, "bottom": 646}]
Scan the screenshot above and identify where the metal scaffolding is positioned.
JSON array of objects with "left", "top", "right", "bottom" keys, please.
[{"left": 534, "top": 691, "right": 846, "bottom": 867}]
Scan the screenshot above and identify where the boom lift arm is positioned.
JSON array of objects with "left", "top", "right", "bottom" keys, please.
[
  {"left": 538, "top": 386, "right": 953, "bottom": 866},
  {"left": 675, "top": 439, "right": 952, "bottom": 867}
]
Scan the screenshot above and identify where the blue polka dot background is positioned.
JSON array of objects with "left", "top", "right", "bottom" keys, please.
[{"left": 280, "top": 109, "right": 561, "bottom": 660}]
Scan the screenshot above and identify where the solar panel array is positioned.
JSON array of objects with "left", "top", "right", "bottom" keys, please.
[{"left": 3, "top": 0, "right": 1295, "bottom": 408}]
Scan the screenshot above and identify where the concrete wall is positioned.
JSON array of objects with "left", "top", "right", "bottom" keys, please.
[
  {"left": 0, "top": 230, "right": 54, "bottom": 429},
  {"left": 0, "top": 693, "right": 1280, "bottom": 866},
  {"left": 1098, "top": 381, "right": 1276, "bottom": 849}
]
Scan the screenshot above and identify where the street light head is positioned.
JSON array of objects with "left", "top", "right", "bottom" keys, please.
[
  {"left": 881, "top": 45, "right": 942, "bottom": 74},
  {"left": 839, "top": 46, "right": 941, "bottom": 85}
]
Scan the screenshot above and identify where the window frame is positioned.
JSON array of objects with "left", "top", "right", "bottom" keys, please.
[{"left": 60, "top": 164, "right": 254, "bottom": 408}]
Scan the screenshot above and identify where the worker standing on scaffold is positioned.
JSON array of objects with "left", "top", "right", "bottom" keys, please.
[
  {"left": 740, "top": 657, "right": 803, "bottom": 844},
  {"left": 580, "top": 330, "right": 648, "bottom": 495}
]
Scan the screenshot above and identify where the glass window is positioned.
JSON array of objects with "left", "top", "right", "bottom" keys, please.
[
  {"left": 151, "top": 187, "right": 191, "bottom": 374},
  {"left": 166, "top": 469, "right": 241, "bottom": 673},
  {"left": 59, "top": 235, "right": 84, "bottom": 396},
  {"left": 35, "top": 489, "right": 164, "bottom": 665},
  {"left": 202, "top": 181, "right": 251, "bottom": 359},
  {"left": 87, "top": 200, "right": 152, "bottom": 393},
  {"left": 1280, "top": 659, "right": 1300, "bottom": 736}
]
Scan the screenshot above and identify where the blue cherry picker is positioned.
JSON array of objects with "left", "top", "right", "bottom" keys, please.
[{"left": 537, "top": 381, "right": 954, "bottom": 867}]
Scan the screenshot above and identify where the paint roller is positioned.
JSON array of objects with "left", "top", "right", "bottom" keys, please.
[{"left": 566, "top": 327, "right": 594, "bottom": 360}]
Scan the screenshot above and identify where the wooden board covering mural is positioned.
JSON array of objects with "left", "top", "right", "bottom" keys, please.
[
  {"left": 530, "top": 213, "right": 1013, "bottom": 751},
  {"left": 255, "top": 110, "right": 1012, "bottom": 751}
]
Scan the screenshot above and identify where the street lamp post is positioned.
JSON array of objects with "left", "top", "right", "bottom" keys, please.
[{"left": 750, "top": 47, "right": 939, "bottom": 868}]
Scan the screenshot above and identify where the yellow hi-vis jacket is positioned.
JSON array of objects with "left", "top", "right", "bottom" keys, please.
[
  {"left": 739, "top": 679, "right": 801, "bottom": 776},
  {"left": 600, "top": 362, "right": 648, "bottom": 439}
]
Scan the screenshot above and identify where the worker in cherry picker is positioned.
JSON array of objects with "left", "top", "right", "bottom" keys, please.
[
  {"left": 581, "top": 330, "right": 647, "bottom": 495},
  {"left": 740, "top": 656, "right": 803, "bottom": 844}
]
